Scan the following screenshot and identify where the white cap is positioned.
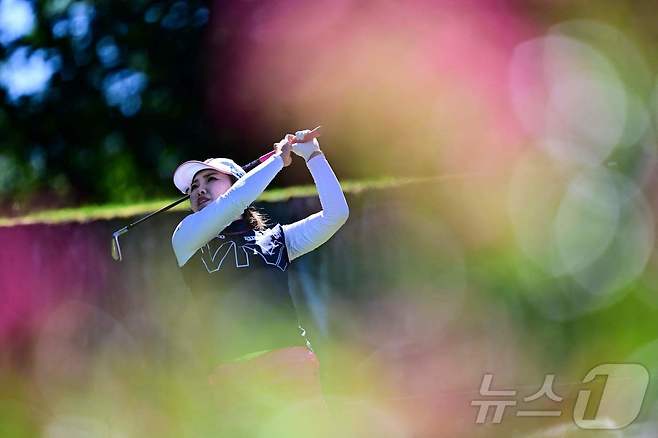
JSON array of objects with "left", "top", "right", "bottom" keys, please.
[{"left": 173, "top": 158, "right": 246, "bottom": 194}]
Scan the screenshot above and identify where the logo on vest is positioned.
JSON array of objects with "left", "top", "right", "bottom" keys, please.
[{"left": 199, "top": 233, "right": 287, "bottom": 273}]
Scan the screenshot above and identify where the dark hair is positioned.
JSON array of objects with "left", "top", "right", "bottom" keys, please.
[
  {"left": 228, "top": 175, "right": 270, "bottom": 231},
  {"left": 243, "top": 205, "right": 270, "bottom": 231}
]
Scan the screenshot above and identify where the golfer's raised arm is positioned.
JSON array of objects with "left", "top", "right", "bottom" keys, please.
[
  {"left": 172, "top": 154, "right": 285, "bottom": 266},
  {"left": 282, "top": 150, "right": 349, "bottom": 261}
]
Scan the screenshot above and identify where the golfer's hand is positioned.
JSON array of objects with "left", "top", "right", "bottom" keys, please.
[
  {"left": 292, "top": 129, "right": 321, "bottom": 161},
  {"left": 274, "top": 135, "right": 294, "bottom": 167}
]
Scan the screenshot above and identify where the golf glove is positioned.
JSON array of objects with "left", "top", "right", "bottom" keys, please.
[{"left": 293, "top": 130, "right": 321, "bottom": 161}]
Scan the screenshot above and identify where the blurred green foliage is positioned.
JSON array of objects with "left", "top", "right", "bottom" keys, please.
[{"left": 0, "top": 0, "right": 216, "bottom": 212}]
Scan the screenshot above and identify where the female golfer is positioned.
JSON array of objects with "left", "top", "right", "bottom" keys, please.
[{"left": 170, "top": 129, "right": 348, "bottom": 393}]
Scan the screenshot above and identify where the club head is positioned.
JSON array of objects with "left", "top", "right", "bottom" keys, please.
[
  {"left": 111, "top": 233, "right": 122, "bottom": 261},
  {"left": 111, "top": 227, "right": 129, "bottom": 262}
]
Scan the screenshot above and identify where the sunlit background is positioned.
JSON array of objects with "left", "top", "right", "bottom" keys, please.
[{"left": 1, "top": 0, "right": 657, "bottom": 436}]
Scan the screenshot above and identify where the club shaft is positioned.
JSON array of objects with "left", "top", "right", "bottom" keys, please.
[{"left": 125, "top": 194, "right": 190, "bottom": 230}]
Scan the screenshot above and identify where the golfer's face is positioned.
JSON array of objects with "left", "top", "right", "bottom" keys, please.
[{"left": 189, "top": 169, "right": 233, "bottom": 212}]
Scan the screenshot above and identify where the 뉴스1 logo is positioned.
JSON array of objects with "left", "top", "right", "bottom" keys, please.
[{"left": 471, "top": 363, "right": 649, "bottom": 429}]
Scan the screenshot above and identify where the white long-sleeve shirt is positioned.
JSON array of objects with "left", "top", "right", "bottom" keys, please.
[{"left": 172, "top": 152, "right": 349, "bottom": 267}]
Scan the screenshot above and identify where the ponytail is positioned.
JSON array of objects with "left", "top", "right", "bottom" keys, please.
[
  {"left": 243, "top": 206, "right": 269, "bottom": 231},
  {"left": 228, "top": 174, "right": 270, "bottom": 231}
]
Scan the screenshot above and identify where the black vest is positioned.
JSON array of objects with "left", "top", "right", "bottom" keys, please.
[{"left": 180, "top": 218, "right": 305, "bottom": 360}]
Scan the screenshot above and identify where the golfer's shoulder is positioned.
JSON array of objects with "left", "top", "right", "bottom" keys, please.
[
  {"left": 171, "top": 217, "right": 188, "bottom": 241},
  {"left": 170, "top": 216, "right": 196, "bottom": 260},
  {"left": 258, "top": 222, "right": 285, "bottom": 240},
  {"left": 170, "top": 220, "right": 186, "bottom": 260}
]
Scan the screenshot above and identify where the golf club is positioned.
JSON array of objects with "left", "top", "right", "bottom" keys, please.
[
  {"left": 110, "top": 127, "right": 322, "bottom": 261},
  {"left": 111, "top": 194, "right": 190, "bottom": 261}
]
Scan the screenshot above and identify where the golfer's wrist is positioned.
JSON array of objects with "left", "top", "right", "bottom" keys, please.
[{"left": 306, "top": 150, "right": 323, "bottom": 162}]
